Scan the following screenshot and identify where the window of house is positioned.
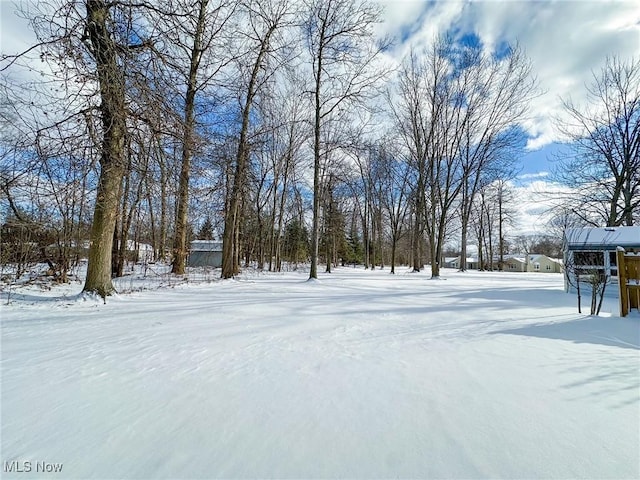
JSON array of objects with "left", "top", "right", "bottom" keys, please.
[
  {"left": 573, "top": 251, "right": 604, "bottom": 267},
  {"left": 572, "top": 251, "right": 606, "bottom": 280},
  {"left": 534, "top": 263, "right": 540, "bottom": 271},
  {"left": 609, "top": 251, "right": 618, "bottom": 277},
  {"left": 546, "top": 265, "right": 551, "bottom": 270}
]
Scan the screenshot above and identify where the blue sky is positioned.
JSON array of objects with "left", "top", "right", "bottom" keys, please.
[
  {"left": 373, "top": 0, "right": 639, "bottom": 234},
  {"left": 2, "top": 0, "right": 638, "bottom": 179},
  {"left": 376, "top": 0, "right": 640, "bottom": 179},
  {"left": 2, "top": 0, "right": 638, "bottom": 235},
  {"left": 518, "top": 143, "right": 559, "bottom": 178}
]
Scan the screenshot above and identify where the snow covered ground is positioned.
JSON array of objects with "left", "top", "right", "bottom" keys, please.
[{"left": 1, "top": 267, "right": 639, "bottom": 479}]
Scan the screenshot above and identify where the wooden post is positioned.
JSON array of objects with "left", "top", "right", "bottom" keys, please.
[
  {"left": 618, "top": 247, "right": 640, "bottom": 317},
  {"left": 617, "top": 248, "right": 629, "bottom": 317},
  {"left": 629, "top": 255, "right": 640, "bottom": 313}
]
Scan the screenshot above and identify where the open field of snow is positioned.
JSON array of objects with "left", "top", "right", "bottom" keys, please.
[{"left": 1, "top": 267, "right": 639, "bottom": 479}]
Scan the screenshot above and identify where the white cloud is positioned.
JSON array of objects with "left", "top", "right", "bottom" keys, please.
[
  {"left": 374, "top": 0, "right": 427, "bottom": 40},
  {"left": 511, "top": 179, "right": 573, "bottom": 236},
  {"left": 0, "top": 2, "right": 36, "bottom": 55},
  {"left": 496, "top": 1, "right": 640, "bottom": 149},
  {"left": 376, "top": 0, "right": 640, "bottom": 149},
  {"left": 518, "top": 171, "right": 550, "bottom": 180},
  {"left": 376, "top": 0, "right": 466, "bottom": 58}
]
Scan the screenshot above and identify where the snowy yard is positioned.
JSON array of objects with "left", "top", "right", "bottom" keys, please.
[{"left": 1, "top": 268, "right": 639, "bottom": 479}]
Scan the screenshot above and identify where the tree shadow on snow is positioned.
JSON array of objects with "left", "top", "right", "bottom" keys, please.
[
  {"left": 492, "top": 315, "right": 640, "bottom": 350},
  {"left": 0, "top": 291, "right": 84, "bottom": 304}
]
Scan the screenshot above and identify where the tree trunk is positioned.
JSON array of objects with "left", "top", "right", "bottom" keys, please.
[
  {"left": 274, "top": 152, "right": 291, "bottom": 272},
  {"left": 115, "top": 149, "right": 132, "bottom": 277},
  {"left": 268, "top": 170, "right": 279, "bottom": 272},
  {"left": 459, "top": 181, "right": 470, "bottom": 272},
  {"left": 117, "top": 145, "right": 147, "bottom": 276},
  {"left": 362, "top": 199, "right": 370, "bottom": 269},
  {"left": 83, "top": 0, "right": 128, "bottom": 298},
  {"left": 324, "top": 188, "right": 332, "bottom": 273},
  {"left": 172, "top": 0, "right": 209, "bottom": 275},
  {"left": 498, "top": 184, "right": 505, "bottom": 271},
  {"left": 413, "top": 151, "right": 428, "bottom": 273},
  {"left": 309, "top": 40, "right": 323, "bottom": 280},
  {"left": 145, "top": 167, "right": 157, "bottom": 261},
  {"left": 377, "top": 207, "right": 384, "bottom": 269},
  {"left": 171, "top": 137, "right": 191, "bottom": 275},
  {"left": 390, "top": 235, "right": 397, "bottom": 274},
  {"left": 460, "top": 214, "right": 468, "bottom": 272},
  {"left": 223, "top": 22, "right": 277, "bottom": 279},
  {"left": 412, "top": 188, "right": 423, "bottom": 272},
  {"left": 159, "top": 145, "right": 168, "bottom": 262}
]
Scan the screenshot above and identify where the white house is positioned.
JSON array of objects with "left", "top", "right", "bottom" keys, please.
[
  {"left": 125, "top": 240, "right": 154, "bottom": 263},
  {"left": 443, "top": 257, "right": 460, "bottom": 269},
  {"left": 442, "top": 256, "right": 481, "bottom": 269},
  {"left": 526, "top": 254, "right": 563, "bottom": 273},
  {"left": 563, "top": 226, "right": 640, "bottom": 292}
]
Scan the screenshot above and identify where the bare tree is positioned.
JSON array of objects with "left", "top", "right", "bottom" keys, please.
[
  {"left": 1, "top": 0, "right": 171, "bottom": 297},
  {"left": 263, "top": 79, "right": 309, "bottom": 272},
  {"left": 221, "top": 0, "right": 294, "bottom": 278},
  {"left": 564, "top": 249, "right": 609, "bottom": 315},
  {"left": 81, "top": 0, "right": 132, "bottom": 296},
  {"left": 347, "top": 144, "right": 375, "bottom": 270},
  {"left": 156, "top": 0, "right": 237, "bottom": 275},
  {"left": 392, "top": 38, "right": 536, "bottom": 278},
  {"left": 393, "top": 40, "right": 462, "bottom": 278},
  {"left": 555, "top": 56, "right": 640, "bottom": 227},
  {"left": 303, "top": 0, "right": 389, "bottom": 280},
  {"left": 457, "top": 45, "right": 536, "bottom": 271},
  {"left": 0, "top": 77, "right": 94, "bottom": 283},
  {"left": 375, "top": 142, "right": 411, "bottom": 274},
  {"left": 390, "top": 49, "right": 434, "bottom": 273},
  {"left": 494, "top": 179, "right": 517, "bottom": 270}
]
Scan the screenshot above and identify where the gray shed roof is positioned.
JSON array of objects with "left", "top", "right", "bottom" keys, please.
[
  {"left": 564, "top": 227, "right": 640, "bottom": 251},
  {"left": 190, "top": 240, "right": 223, "bottom": 252}
]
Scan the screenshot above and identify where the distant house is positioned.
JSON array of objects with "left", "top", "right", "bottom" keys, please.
[
  {"left": 443, "top": 257, "right": 460, "bottom": 269},
  {"left": 445, "top": 254, "right": 562, "bottom": 272},
  {"left": 466, "top": 257, "right": 481, "bottom": 270},
  {"left": 443, "top": 256, "right": 480, "bottom": 269},
  {"left": 527, "top": 254, "right": 563, "bottom": 273},
  {"left": 563, "top": 226, "right": 640, "bottom": 291},
  {"left": 125, "top": 240, "right": 154, "bottom": 263},
  {"left": 490, "top": 254, "right": 561, "bottom": 273},
  {"left": 71, "top": 239, "right": 153, "bottom": 263},
  {"left": 444, "top": 255, "right": 505, "bottom": 270},
  {"left": 503, "top": 256, "right": 527, "bottom": 272},
  {"left": 188, "top": 240, "right": 223, "bottom": 268}
]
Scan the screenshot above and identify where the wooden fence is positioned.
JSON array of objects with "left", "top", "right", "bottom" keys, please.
[{"left": 617, "top": 247, "right": 640, "bottom": 317}]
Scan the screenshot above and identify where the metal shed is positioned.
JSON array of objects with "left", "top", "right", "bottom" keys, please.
[{"left": 188, "top": 240, "right": 223, "bottom": 268}]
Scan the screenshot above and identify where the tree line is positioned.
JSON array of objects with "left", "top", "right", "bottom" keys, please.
[{"left": 1, "top": 0, "right": 637, "bottom": 297}]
